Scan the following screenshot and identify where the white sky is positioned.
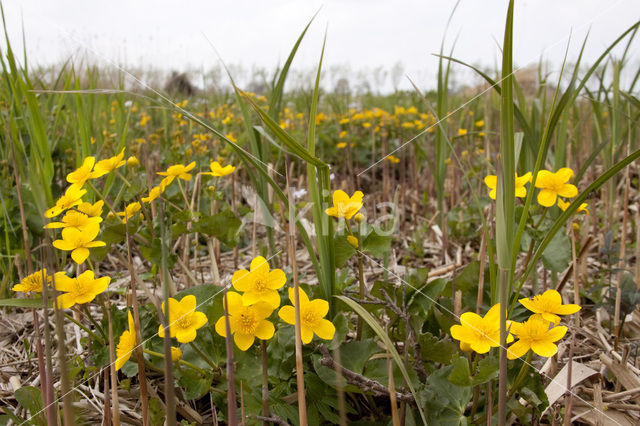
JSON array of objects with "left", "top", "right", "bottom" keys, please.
[{"left": 2, "top": 0, "right": 639, "bottom": 91}]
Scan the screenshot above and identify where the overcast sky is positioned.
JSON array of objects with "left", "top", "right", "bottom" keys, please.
[{"left": 2, "top": 0, "right": 639, "bottom": 91}]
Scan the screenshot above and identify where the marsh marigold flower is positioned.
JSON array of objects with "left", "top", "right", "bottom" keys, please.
[
  {"left": 67, "top": 157, "right": 98, "bottom": 188},
  {"left": 535, "top": 168, "right": 578, "bottom": 207},
  {"left": 158, "top": 295, "right": 208, "bottom": 343},
  {"left": 45, "top": 185, "right": 87, "bottom": 218},
  {"left": 54, "top": 270, "right": 110, "bottom": 309},
  {"left": 325, "top": 190, "right": 364, "bottom": 220},
  {"left": 232, "top": 256, "right": 286, "bottom": 309},
  {"left": 171, "top": 346, "right": 182, "bottom": 362},
  {"left": 157, "top": 162, "right": 196, "bottom": 185},
  {"left": 117, "top": 202, "right": 142, "bottom": 223},
  {"left": 44, "top": 210, "right": 102, "bottom": 231},
  {"left": 484, "top": 172, "right": 532, "bottom": 200},
  {"left": 278, "top": 287, "right": 335, "bottom": 344},
  {"left": 12, "top": 269, "right": 51, "bottom": 293},
  {"left": 52, "top": 222, "right": 106, "bottom": 264},
  {"left": 215, "top": 292, "right": 275, "bottom": 351},
  {"left": 557, "top": 199, "right": 589, "bottom": 215},
  {"left": 115, "top": 311, "right": 136, "bottom": 371},
  {"left": 507, "top": 316, "right": 567, "bottom": 359},
  {"left": 519, "top": 289, "right": 581, "bottom": 325},
  {"left": 94, "top": 148, "right": 126, "bottom": 176},
  {"left": 202, "top": 161, "right": 236, "bottom": 177},
  {"left": 141, "top": 185, "right": 165, "bottom": 203},
  {"left": 77, "top": 200, "right": 104, "bottom": 217},
  {"left": 450, "top": 303, "right": 513, "bottom": 354}
]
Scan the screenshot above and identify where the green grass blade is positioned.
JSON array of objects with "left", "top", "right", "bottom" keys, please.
[{"left": 336, "top": 295, "right": 427, "bottom": 425}]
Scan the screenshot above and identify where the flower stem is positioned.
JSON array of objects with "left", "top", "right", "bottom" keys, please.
[
  {"left": 142, "top": 349, "right": 207, "bottom": 376},
  {"left": 261, "top": 340, "right": 270, "bottom": 425},
  {"left": 507, "top": 351, "right": 533, "bottom": 399},
  {"left": 189, "top": 342, "right": 219, "bottom": 372},
  {"left": 64, "top": 312, "right": 104, "bottom": 344}
]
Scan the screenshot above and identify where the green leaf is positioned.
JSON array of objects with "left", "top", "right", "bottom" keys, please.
[
  {"left": 14, "top": 386, "right": 45, "bottom": 426},
  {"left": 408, "top": 278, "right": 447, "bottom": 317},
  {"left": 334, "top": 235, "right": 356, "bottom": 267},
  {"left": 0, "top": 298, "right": 50, "bottom": 308},
  {"left": 541, "top": 231, "right": 570, "bottom": 272},
  {"left": 339, "top": 339, "right": 380, "bottom": 374},
  {"left": 335, "top": 295, "right": 428, "bottom": 425},
  {"left": 448, "top": 355, "right": 472, "bottom": 386},
  {"left": 419, "top": 332, "right": 458, "bottom": 364},
  {"left": 193, "top": 210, "right": 242, "bottom": 247},
  {"left": 178, "top": 369, "right": 213, "bottom": 400},
  {"left": 472, "top": 356, "right": 499, "bottom": 386},
  {"left": 362, "top": 229, "right": 392, "bottom": 258}
]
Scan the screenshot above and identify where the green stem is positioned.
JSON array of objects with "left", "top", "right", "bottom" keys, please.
[
  {"left": 355, "top": 221, "right": 365, "bottom": 341},
  {"left": 86, "top": 181, "right": 120, "bottom": 220},
  {"left": 507, "top": 351, "right": 533, "bottom": 399},
  {"left": 81, "top": 304, "right": 107, "bottom": 340},
  {"left": 189, "top": 342, "right": 219, "bottom": 372},
  {"left": 143, "top": 349, "right": 207, "bottom": 376},
  {"left": 63, "top": 312, "right": 104, "bottom": 344}
]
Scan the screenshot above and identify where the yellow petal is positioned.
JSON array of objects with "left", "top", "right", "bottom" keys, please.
[
  {"left": 484, "top": 175, "right": 497, "bottom": 190},
  {"left": 266, "top": 269, "right": 287, "bottom": 290},
  {"left": 556, "top": 168, "right": 574, "bottom": 183},
  {"left": 534, "top": 170, "right": 554, "bottom": 188},
  {"left": 180, "top": 295, "right": 197, "bottom": 312},
  {"left": 234, "top": 333, "right": 255, "bottom": 351},
  {"left": 278, "top": 306, "right": 295, "bottom": 325},
  {"left": 557, "top": 184, "right": 578, "bottom": 198},
  {"left": 555, "top": 304, "right": 581, "bottom": 315},
  {"left": 308, "top": 299, "right": 329, "bottom": 318},
  {"left": 301, "top": 327, "right": 314, "bottom": 344},
  {"left": 71, "top": 247, "right": 90, "bottom": 264},
  {"left": 531, "top": 341, "right": 558, "bottom": 357},
  {"left": 537, "top": 189, "right": 557, "bottom": 207},
  {"left": 507, "top": 340, "right": 530, "bottom": 360},
  {"left": 314, "top": 319, "right": 336, "bottom": 340},
  {"left": 231, "top": 269, "right": 251, "bottom": 292},
  {"left": 176, "top": 328, "right": 197, "bottom": 343},
  {"left": 544, "top": 325, "right": 567, "bottom": 343},
  {"left": 214, "top": 316, "right": 227, "bottom": 337},
  {"left": 254, "top": 320, "right": 275, "bottom": 340}
]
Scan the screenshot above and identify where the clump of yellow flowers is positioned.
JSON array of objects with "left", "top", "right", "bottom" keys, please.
[{"left": 450, "top": 289, "right": 580, "bottom": 360}]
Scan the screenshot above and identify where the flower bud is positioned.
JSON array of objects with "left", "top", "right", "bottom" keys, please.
[
  {"left": 171, "top": 346, "right": 182, "bottom": 362},
  {"left": 347, "top": 235, "right": 359, "bottom": 248}
]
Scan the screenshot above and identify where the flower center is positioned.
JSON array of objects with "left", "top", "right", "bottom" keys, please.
[
  {"left": 74, "top": 279, "right": 89, "bottom": 297},
  {"left": 177, "top": 314, "right": 193, "bottom": 329},
  {"left": 237, "top": 310, "right": 257, "bottom": 335},
  {"left": 303, "top": 310, "right": 318, "bottom": 327}
]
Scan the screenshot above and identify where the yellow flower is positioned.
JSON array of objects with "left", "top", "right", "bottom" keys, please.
[
  {"left": 44, "top": 210, "right": 102, "bottom": 231},
  {"left": 127, "top": 156, "right": 139, "bottom": 167},
  {"left": 215, "top": 292, "right": 275, "bottom": 351},
  {"left": 12, "top": 269, "right": 51, "bottom": 293},
  {"left": 506, "top": 316, "right": 567, "bottom": 359},
  {"left": 386, "top": 155, "right": 400, "bottom": 164},
  {"left": 202, "top": 161, "right": 236, "bottom": 177},
  {"left": 518, "top": 289, "right": 581, "bottom": 325},
  {"left": 67, "top": 157, "right": 98, "bottom": 188},
  {"left": 94, "top": 148, "right": 126, "bottom": 176},
  {"left": 557, "top": 199, "right": 589, "bottom": 215},
  {"left": 157, "top": 161, "right": 196, "bottom": 185},
  {"left": 278, "top": 287, "right": 335, "bottom": 344},
  {"left": 336, "top": 142, "right": 347, "bottom": 149},
  {"left": 325, "top": 190, "right": 364, "bottom": 220},
  {"left": 535, "top": 168, "right": 578, "bottom": 207},
  {"left": 347, "top": 235, "right": 359, "bottom": 248},
  {"left": 141, "top": 185, "right": 165, "bottom": 203},
  {"left": 52, "top": 222, "right": 106, "bottom": 264},
  {"left": 77, "top": 200, "right": 104, "bottom": 217},
  {"left": 483, "top": 172, "right": 532, "bottom": 200},
  {"left": 450, "top": 304, "right": 513, "bottom": 354},
  {"left": 45, "top": 185, "right": 87, "bottom": 218},
  {"left": 171, "top": 347, "right": 182, "bottom": 362},
  {"left": 158, "top": 295, "right": 208, "bottom": 343},
  {"left": 457, "top": 128, "right": 468, "bottom": 136},
  {"left": 115, "top": 311, "right": 136, "bottom": 371},
  {"left": 475, "top": 120, "right": 484, "bottom": 127},
  {"left": 232, "top": 256, "right": 286, "bottom": 308},
  {"left": 54, "top": 270, "right": 110, "bottom": 309},
  {"left": 117, "top": 202, "right": 142, "bottom": 223}
]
